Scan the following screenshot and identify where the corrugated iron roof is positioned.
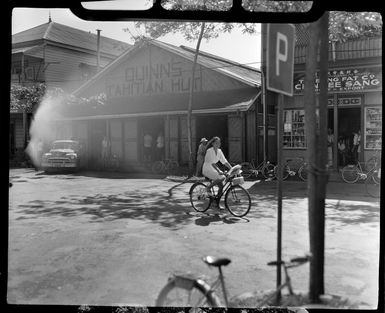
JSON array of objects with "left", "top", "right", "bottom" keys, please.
[
  {"left": 154, "top": 40, "right": 261, "bottom": 86},
  {"left": 12, "top": 21, "right": 131, "bottom": 57},
  {"left": 73, "top": 38, "right": 261, "bottom": 95}
]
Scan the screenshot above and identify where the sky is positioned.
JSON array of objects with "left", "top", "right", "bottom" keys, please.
[{"left": 11, "top": 5, "right": 262, "bottom": 69}]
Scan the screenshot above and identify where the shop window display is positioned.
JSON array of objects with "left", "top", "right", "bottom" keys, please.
[
  {"left": 365, "top": 106, "right": 382, "bottom": 149},
  {"left": 283, "top": 109, "right": 306, "bottom": 148}
]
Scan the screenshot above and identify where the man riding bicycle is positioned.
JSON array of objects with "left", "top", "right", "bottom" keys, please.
[{"left": 202, "top": 137, "right": 232, "bottom": 204}]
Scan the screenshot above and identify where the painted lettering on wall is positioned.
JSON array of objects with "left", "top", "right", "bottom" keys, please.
[
  {"left": 294, "top": 68, "right": 382, "bottom": 93},
  {"left": 106, "top": 61, "right": 202, "bottom": 97}
]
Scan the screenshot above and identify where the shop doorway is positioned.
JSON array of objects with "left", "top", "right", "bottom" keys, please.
[
  {"left": 139, "top": 117, "right": 165, "bottom": 162},
  {"left": 195, "top": 115, "right": 228, "bottom": 157},
  {"left": 338, "top": 107, "right": 361, "bottom": 166},
  {"left": 89, "top": 120, "right": 107, "bottom": 168}
]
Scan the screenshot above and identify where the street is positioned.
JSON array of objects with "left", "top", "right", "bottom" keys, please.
[{"left": 8, "top": 168, "right": 380, "bottom": 308}]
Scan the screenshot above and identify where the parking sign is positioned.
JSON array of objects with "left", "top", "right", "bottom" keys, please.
[{"left": 266, "top": 24, "right": 295, "bottom": 96}]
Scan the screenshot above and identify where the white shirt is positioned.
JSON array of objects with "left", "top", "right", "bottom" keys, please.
[{"left": 202, "top": 147, "right": 228, "bottom": 180}]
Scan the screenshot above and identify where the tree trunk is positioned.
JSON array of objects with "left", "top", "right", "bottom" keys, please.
[
  {"left": 303, "top": 18, "right": 323, "bottom": 303},
  {"left": 187, "top": 22, "right": 205, "bottom": 175}
]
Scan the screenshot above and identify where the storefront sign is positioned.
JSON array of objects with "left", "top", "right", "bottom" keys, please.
[
  {"left": 328, "top": 97, "right": 362, "bottom": 106},
  {"left": 106, "top": 60, "right": 202, "bottom": 98},
  {"left": 294, "top": 67, "right": 382, "bottom": 93}
]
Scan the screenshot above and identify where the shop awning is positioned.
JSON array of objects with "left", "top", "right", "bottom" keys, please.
[{"left": 60, "top": 88, "right": 260, "bottom": 120}]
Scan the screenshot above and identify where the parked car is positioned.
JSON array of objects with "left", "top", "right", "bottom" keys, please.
[{"left": 41, "top": 140, "right": 84, "bottom": 172}]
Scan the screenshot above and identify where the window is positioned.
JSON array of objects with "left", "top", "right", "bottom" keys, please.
[
  {"left": 365, "top": 106, "right": 382, "bottom": 150},
  {"left": 283, "top": 109, "right": 306, "bottom": 148}
]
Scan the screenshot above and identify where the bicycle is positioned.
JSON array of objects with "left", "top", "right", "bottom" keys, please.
[
  {"left": 240, "top": 159, "right": 275, "bottom": 180},
  {"left": 189, "top": 165, "right": 251, "bottom": 217},
  {"left": 341, "top": 160, "right": 380, "bottom": 184},
  {"left": 152, "top": 159, "right": 179, "bottom": 175},
  {"left": 155, "top": 254, "right": 312, "bottom": 308},
  {"left": 365, "top": 149, "right": 381, "bottom": 173},
  {"left": 273, "top": 158, "right": 308, "bottom": 181},
  {"left": 365, "top": 167, "right": 381, "bottom": 198}
]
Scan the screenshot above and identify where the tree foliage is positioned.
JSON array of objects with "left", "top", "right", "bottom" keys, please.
[
  {"left": 10, "top": 83, "right": 47, "bottom": 112},
  {"left": 134, "top": 1, "right": 382, "bottom": 43}
]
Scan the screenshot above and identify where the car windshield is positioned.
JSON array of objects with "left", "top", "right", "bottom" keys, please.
[{"left": 52, "top": 142, "right": 78, "bottom": 150}]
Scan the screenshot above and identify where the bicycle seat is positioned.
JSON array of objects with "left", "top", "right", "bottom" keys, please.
[
  {"left": 267, "top": 260, "right": 285, "bottom": 266},
  {"left": 202, "top": 256, "right": 231, "bottom": 267}
]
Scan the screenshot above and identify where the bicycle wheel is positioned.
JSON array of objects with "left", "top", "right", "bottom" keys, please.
[
  {"left": 189, "top": 182, "right": 211, "bottom": 213},
  {"left": 262, "top": 163, "right": 275, "bottom": 179},
  {"left": 298, "top": 164, "right": 308, "bottom": 181},
  {"left": 152, "top": 161, "right": 164, "bottom": 174},
  {"left": 224, "top": 185, "right": 251, "bottom": 217},
  {"left": 274, "top": 165, "right": 290, "bottom": 180},
  {"left": 166, "top": 161, "right": 179, "bottom": 175},
  {"left": 240, "top": 162, "right": 253, "bottom": 179},
  {"left": 366, "top": 175, "right": 380, "bottom": 198},
  {"left": 365, "top": 157, "right": 379, "bottom": 172},
  {"left": 156, "top": 276, "right": 221, "bottom": 307},
  {"left": 341, "top": 165, "right": 359, "bottom": 183},
  {"left": 372, "top": 167, "right": 381, "bottom": 185}
]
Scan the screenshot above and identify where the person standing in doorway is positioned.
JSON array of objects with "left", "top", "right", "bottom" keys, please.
[
  {"left": 327, "top": 128, "right": 334, "bottom": 167},
  {"left": 143, "top": 133, "right": 153, "bottom": 162},
  {"left": 156, "top": 132, "right": 165, "bottom": 161},
  {"left": 194, "top": 137, "right": 214, "bottom": 177},
  {"left": 101, "top": 136, "right": 109, "bottom": 168},
  {"left": 352, "top": 130, "right": 361, "bottom": 163},
  {"left": 338, "top": 137, "right": 347, "bottom": 167}
]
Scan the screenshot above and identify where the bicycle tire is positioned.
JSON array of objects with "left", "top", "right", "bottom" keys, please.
[
  {"left": 155, "top": 276, "right": 221, "bottom": 307},
  {"left": 274, "top": 165, "right": 290, "bottom": 180},
  {"left": 152, "top": 161, "right": 164, "bottom": 174},
  {"left": 262, "top": 163, "right": 275, "bottom": 179},
  {"left": 240, "top": 162, "right": 253, "bottom": 179},
  {"left": 224, "top": 185, "right": 251, "bottom": 217},
  {"left": 298, "top": 164, "right": 308, "bottom": 181},
  {"left": 365, "top": 157, "right": 379, "bottom": 172},
  {"left": 365, "top": 176, "right": 380, "bottom": 198},
  {"left": 189, "top": 182, "right": 211, "bottom": 213},
  {"left": 341, "top": 165, "right": 359, "bottom": 183},
  {"left": 371, "top": 167, "right": 381, "bottom": 185}
]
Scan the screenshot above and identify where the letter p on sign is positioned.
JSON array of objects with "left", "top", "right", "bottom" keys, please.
[{"left": 267, "top": 24, "right": 295, "bottom": 96}]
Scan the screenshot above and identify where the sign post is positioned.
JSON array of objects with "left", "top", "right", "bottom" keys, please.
[{"left": 265, "top": 23, "right": 295, "bottom": 303}]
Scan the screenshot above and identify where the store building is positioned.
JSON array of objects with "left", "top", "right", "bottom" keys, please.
[
  {"left": 10, "top": 19, "right": 130, "bottom": 165},
  {"left": 58, "top": 39, "right": 263, "bottom": 170},
  {"left": 282, "top": 29, "right": 382, "bottom": 169}
]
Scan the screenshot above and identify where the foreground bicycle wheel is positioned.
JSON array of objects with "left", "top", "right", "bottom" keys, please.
[
  {"left": 190, "top": 182, "right": 211, "bottom": 212},
  {"left": 341, "top": 165, "right": 359, "bottom": 183},
  {"left": 156, "top": 276, "right": 221, "bottom": 307},
  {"left": 224, "top": 185, "right": 251, "bottom": 217}
]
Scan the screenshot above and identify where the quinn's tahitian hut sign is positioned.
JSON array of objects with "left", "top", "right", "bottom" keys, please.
[
  {"left": 106, "top": 60, "right": 203, "bottom": 98},
  {"left": 294, "top": 67, "right": 382, "bottom": 93}
]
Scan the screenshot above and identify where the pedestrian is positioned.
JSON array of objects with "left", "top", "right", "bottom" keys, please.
[
  {"left": 202, "top": 137, "right": 232, "bottom": 208},
  {"left": 352, "top": 130, "right": 361, "bottom": 163},
  {"left": 143, "top": 133, "right": 153, "bottom": 162},
  {"left": 156, "top": 132, "right": 165, "bottom": 161},
  {"left": 194, "top": 137, "right": 214, "bottom": 177},
  {"left": 101, "top": 136, "right": 109, "bottom": 167},
  {"left": 327, "top": 128, "right": 333, "bottom": 166},
  {"left": 338, "top": 137, "right": 346, "bottom": 167}
]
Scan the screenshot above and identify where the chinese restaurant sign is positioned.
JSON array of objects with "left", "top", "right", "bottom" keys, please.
[{"left": 294, "top": 67, "right": 382, "bottom": 93}]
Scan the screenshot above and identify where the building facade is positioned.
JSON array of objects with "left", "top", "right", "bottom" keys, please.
[
  {"left": 10, "top": 20, "right": 131, "bottom": 164},
  {"left": 56, "top": 39, "right": 263, "bottom": 170},
  {"left": 282, "top": 33, "right": 382, "bottom": 169}
]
